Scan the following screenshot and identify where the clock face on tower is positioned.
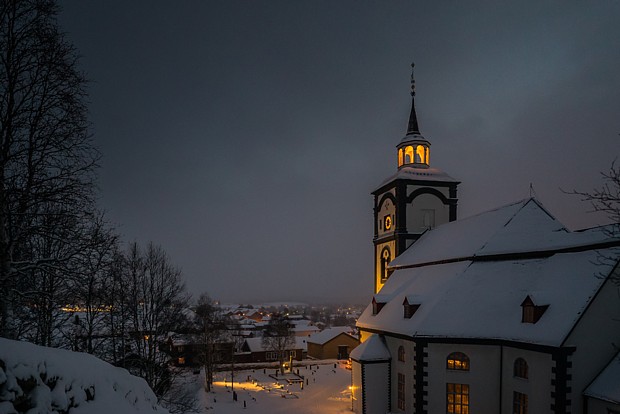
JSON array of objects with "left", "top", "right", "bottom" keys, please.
[{"left": 384, "top": 215, "right": 392, "bottom": 230}]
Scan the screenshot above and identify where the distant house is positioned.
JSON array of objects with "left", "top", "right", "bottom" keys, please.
[
  {"left": 290, "top": 319, "right": 320, "bottom": 337},
  {"left": 307, "top": 327, "right": 359, "bottom": 360},
  {"left": 165, "top": 334, "right": 233, "bottom": 367},
  {"left": 237, "top": 337, "right": 306, "bottom": 364}
]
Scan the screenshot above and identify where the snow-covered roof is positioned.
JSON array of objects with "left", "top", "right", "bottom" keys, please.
[
  {"left": 584, "top": 352, "right": 620, "bottom": 404},
  {"left": 389, "top": 199, "right": 616, "bottom": 269},
  {"left": 349, "top": 334, "right": 390, "bottom": 362},
  {"left": 357, "top": 198, "right": 620, "bottom": 347},
  {"left": 243, "top": 337, "right": 305, "bottom": 353},
  {"left": 307, "top": 327, "right": 355, "bottom": 345},
  {"left": 374, "top": 165, "right": 459, "bottom": 192}
]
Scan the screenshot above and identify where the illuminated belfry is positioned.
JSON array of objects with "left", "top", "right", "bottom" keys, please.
[{"left": 372, "top": 63, "right": 460, "bottom": 293}]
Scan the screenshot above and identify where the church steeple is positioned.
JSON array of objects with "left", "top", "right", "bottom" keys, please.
[
  {"left": 406, "top": 62, "right": 420, "bottom": 135},
  {"left": 372, "top": 63, "right": 460, "bottom": 293},
  {"left": 397, "top": 62, "right": 431, "bottom": 169}
]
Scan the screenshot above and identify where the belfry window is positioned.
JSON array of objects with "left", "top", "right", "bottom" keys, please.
[
  {"left": 404, "top": 146, "right": 414, "bottom": 164},
  {"left": 398, "top": 148, "right": 404, "bottom": 167}
]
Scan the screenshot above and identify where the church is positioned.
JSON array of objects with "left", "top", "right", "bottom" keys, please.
[{"left": 351, "top": 65, "right": 620, "bottom": 414}]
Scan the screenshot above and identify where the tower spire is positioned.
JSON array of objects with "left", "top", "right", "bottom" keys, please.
[{"left": 406, "top": 62, "right": 421, "bottom": 135}]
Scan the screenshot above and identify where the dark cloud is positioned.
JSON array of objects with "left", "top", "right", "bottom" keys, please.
[{"left": 58, "top": 1, "right": 620, "bottom": 304}]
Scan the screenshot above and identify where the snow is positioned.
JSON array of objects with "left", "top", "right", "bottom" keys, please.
[
  {"left": 307, "top": 327, "right": 354, "bottom": 345},
  {"left": 0, "top": 338, "right": 168, "bottom": 414},
  {"left": 349, "top": 334, "right": 390, "bottom": 362},
  {"left": 389, "top": 198, "right": 618, "bottom": 269},
  {"left": 358, "top": 199, "right": 620, "bottom": 346},
  {"left": 195, "top": 361, "right": 352, "bottom": 413},
  {"left": 374, "top": 165, "right": 459, "bottom": 192},
  {"left": 584, "top": 352, "right": 620, "bottom": 404}
]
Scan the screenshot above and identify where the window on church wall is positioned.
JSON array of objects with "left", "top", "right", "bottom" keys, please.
[
  {"left": 398, "top": 148, "right": 404, "bottom": 166},
  {"left": 447, "top": 352, "right": 470, "bottom": 371},
  {"left": 398, "top": 346, "right": 405, "bottom": 362},
  {"left": 398, "top": 373, "right": 406, "bottom": 410},
  {"left": 404, "top": 146, "right": 414, "bottom": 164},
  {"left": 446, "top": 383, "right": 469, "bottom": 414},
  {"left": 514, "top": 358, "right": 528, "bottom": 379},
  {"left": 513, "top": 391, "right": 528, "bottom": 414}
]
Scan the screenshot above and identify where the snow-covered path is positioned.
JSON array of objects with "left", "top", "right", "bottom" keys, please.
[{"left": 195, "top": 361, "right": 352, "bottom": 413}]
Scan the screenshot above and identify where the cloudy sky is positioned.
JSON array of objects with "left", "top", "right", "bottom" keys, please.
[{"left": 57, "top": 1, "right": 620, "bottom": 304}]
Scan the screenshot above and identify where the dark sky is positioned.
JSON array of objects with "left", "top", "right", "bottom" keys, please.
[{"left": 57, "top": 1, "right": 620, "bottom": 305}]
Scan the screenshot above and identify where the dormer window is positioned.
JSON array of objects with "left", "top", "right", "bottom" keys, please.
[
  {"left": 403, "top": 296, "right": 420, "bottom": 319},
  {"left": 521, "top": 295, "right": 549, "bottom": 324},
  {"left": 372, "top": 297, "right": 386, "bottom": 315}
]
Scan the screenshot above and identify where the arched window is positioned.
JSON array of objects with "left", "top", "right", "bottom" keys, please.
[
  {"left": 404, "top": 146, "right": 414, "bottom": 164},
  {"left": 447, "top": 352, "right": 470, "bottom": 371},
  {"left": 398, "top": 346, "right": 405, "bottom": 362},
  {"left": 380, "top": 247, "right": 391, "bottom": 282},
  {"left": 398, "top": 148, "right": 404, "bottom": 167},
  {"left": 514, "top": 358, "right": 528, "bottom": 379}
]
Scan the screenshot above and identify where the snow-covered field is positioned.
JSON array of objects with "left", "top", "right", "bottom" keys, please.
[{"left": 193, "top": 362, "right": 352, "bottom": 414}]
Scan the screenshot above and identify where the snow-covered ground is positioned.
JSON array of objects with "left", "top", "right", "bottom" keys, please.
[
  {"left": 0, "top": 338, "right": 168, "bottom": 414},
  {"left": 193, "top": 361, "right": 352, "bottom": 413}
]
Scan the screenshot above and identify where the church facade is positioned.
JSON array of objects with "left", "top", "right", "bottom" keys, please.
[{"left": 351, "top": 67, "right": 620, "bottom": 414}]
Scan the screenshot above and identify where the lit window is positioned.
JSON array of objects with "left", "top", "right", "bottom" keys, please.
[
  {"left": 447, "top": 352, "right": 470, "bottom": 371},
  {"left": 404, "top": 146, "right": 414, "bottom": 164},
  {"left": 380, "top": 247, "right": 391, "bottom": 282},
  {"left": 398, "top": 373, "right": 406, "bottom": 410},
  {"left": 514, "top": 358, "right": 528, "bottom": 379},
  {"left": 398, "top": 346, "right": 405, "bottom": 362},
  {"left": 398, "top": 149, "right": 404, "bottom": 166},
  {"left": 178, "top": 357, "right": 185, "bottom": 365},
  {"left": 447, "top": 383, "right": 469, "bottom": 413},
  {"left": 513, "top": 391, "right": 528, "bottom": 414},
  {"left": 415, "top": 145, "right": 425, "bottom": 164}
]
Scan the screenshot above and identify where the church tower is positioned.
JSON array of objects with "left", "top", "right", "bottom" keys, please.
[{"left": 372, "top": 64, "right": 460, "bottom": 293}]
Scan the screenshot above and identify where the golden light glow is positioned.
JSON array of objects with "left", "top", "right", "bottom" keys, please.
[
  {"left": 398, "top": 149, "right": 403, "bottom": 166},
  {"left": 404, "top": 146, "right": 414, "bottom": 164}
]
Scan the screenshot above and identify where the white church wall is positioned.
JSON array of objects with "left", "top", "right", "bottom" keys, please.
[
  {"left": 426, "top": 343, "right": 501, "bottom": 414},
  {"left": 351, "top": 360, "right": 363, "bottom": 413},
  {"left": 363, "top": 362, "right": 390, "bottom": 414},
  {"left": 501, "top": 346, "right": 553, "bottom": 413},
  {"left": 385, "top": 336, "right": 415, "bottom": 413},
  {"left": 563, "top": 269, "right": 620, "bottom": 414},
  {"left": 405, "top": 191, "right": 449, "bottom": 234}
]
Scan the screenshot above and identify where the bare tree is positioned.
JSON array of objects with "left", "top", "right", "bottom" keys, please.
[
  {"left": 195, "top": 293, "right": 227, "bottom": 392},
  {"left": 0, "top": 0, "right": 99, "bottom": 337},
  {"left": 262, "top": 313, "right": 295, "bottom": 374},
  {"left": 572, "top": 161, "right": 620, "bottom": 236},
  {"left": 569, "top": 160, "right": 620, "bottom": 277},
  {"left": 120, "top": 242, "right": 190, "bottom": 409}
]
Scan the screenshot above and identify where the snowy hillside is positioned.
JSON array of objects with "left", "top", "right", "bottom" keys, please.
[{"left": 0, "top": 338, "right": 169, "bottom": 414}]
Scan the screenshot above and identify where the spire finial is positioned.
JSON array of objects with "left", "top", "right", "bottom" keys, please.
[
  {"left": 406, "top": 62, "right": 420, "bottom": 135},
  {"left": 410, "top": 62, "right": 416, "bottom": 97}
]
